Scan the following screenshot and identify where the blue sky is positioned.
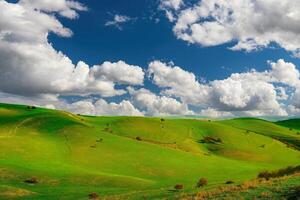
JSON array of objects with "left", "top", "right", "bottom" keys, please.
[{"left": 1, "top": 0, "right": 300, "bottom": 117}]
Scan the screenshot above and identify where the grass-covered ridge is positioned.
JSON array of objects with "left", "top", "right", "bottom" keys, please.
[{"left": 0, "top": 103, "right": 299, "bottom": 199}]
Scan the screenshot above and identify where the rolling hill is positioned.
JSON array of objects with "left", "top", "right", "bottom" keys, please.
[{"left": 0, "top": 103, "right": 299, "bottom": 199}]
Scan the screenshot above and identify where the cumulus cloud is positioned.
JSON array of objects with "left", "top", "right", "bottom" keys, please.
[
  {"left": 161, "top": 0, "right": 300, "bottom": 55},
  {"left": 148, "top": 59, "right": 300, "bottom": 117},
  {"left": 269, "top": 59, "right": 300, "bottom": 87},
  {"left": 67, "top": 99, "right": 143, "bottom": 116},
  {"left": 128, "top": 87, "right": 193, "bottom": 116},
  {"left": 148, "top": 60, "right": 209, "bottom": 105},
  {"left": 105, "top": 14, "right": 134, "bottom": 30},
  {"left": 0, "top": 1, "right": 144, "bottom": 97}
]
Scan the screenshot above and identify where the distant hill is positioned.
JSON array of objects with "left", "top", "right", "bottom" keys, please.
[
  {"left": 276, "top": 119, "right": 300, "bottom": 131},
  {"left": 0, "top": 103, "right": 299, "bottom": 199}
]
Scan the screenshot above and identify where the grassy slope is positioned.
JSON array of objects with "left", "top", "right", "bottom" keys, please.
[
  {"left": 0, "top": 104, "right": 299, "bottom": 199},
  {"left": 276, "top": 119, "right": 300, "bottom": 131}
]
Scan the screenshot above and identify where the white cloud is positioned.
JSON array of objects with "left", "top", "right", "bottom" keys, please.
[
  {"left": 148, "top": 61, "right": 209, "bottom": 105},
  {"left": 209, "top": 72, "right": 281, "bottom": 112},
  {"left": 105, "top": 14, "right": 133, "bottom": 30},
  {"left": 160, "top": 0, "right": 183, "bottom": 10},
  {"left": 0, "top": 1, "right": 144, "bottom": 97},
  {"left": 148, "top": 59, "right": 299, "bottom": 117},
  {"left": 68, "top": 99, "right": 143, "bottom": 116},
  {"left": 199, "top": 108, "right": 233, "bottom": 118},
  {"left": 162, "top": 0, "right": 300, "bottom": 55},
  {"left": 19, "top": 0, "right": 87, "bottom": 19},
  {"left": 159, "top": 0, "right": 183, "bottom": 22},
  {"left": 91, "top": 61, "right": 144, "bottom": 86},
  {"left": 269, "top": 59, "right": 300, "bottom": 87},
  {"left": 128, "top": 87, "right": 193, "bottom": 116}
]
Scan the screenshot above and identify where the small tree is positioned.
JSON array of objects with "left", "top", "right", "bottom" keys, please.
[{"left": 197, "top": 178, "right": 208, "bottom": 187}]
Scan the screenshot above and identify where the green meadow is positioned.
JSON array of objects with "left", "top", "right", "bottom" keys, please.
[{"left": 0, "top": 103, "right": 299, "bottom": 199}]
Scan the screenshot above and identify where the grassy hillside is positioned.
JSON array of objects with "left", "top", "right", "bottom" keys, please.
[
  {"left": 0, "top": 103, "right": 299, "bottom": 199},
  {"left": 276, "top": 119, "right": 300, "bottom": 131}
]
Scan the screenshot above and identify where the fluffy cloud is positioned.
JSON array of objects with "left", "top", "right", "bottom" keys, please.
[
  {"left": 0, "top": 1, "right": 144, "bottom": 97},
  {"left": 67, "top": 99, "right": 143, "bottom": 116},
  {"left": 148, "top": 61, "right": 209, "bottom": 105},
  {"left": 269, "top": 59, "right": 300, "bottom": 87},
  {"left": 148, "top": 59, "right": 300, "bottom": 117},
  {"left": 19, "top": 0, "right": 87, "bottom": 19},
  {"left": 162, "top": 0, "right": 300, "bottom": 55},
  {"left": 128, "top": 87, "right": 193, "bottom": 116}
]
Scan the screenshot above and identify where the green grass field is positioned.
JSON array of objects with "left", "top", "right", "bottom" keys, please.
[{"left": 0, "top": 103, "right": 299, "bottom": 199}]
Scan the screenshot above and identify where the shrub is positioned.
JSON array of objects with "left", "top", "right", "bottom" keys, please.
[
  {"left": 200, "top": 136, "right": 222, "bottom": 144},
  {"left": 88, "top": 192, "right": 99, "bottom": 199},
  {"left": 225, "top": 180, "right": 234, "bottom": 184},
  {"left": 161, "top": 118, "right": 165, "bottom": 122},
  {"left": 258, "top": 165, "right": 300, "bottom": 180},
  {"left": 24, "top": 177, "right": 38, "bottom": 184},
  {"left": 197, "top": 178, "right": 208, "bottom": 187},
  {"left": 174, "top": 184, "right": 184, "bottom": 190},
  {"left": 136, "top": 136, "right": 142, "bottom": 141}
]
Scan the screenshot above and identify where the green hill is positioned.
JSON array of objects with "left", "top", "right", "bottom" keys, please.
[
  {"left": 0, "top": 103, "right": 299, "bottom": 199},
  {"left": 276, "top": 119, "right": 300, "bottom": 131}
]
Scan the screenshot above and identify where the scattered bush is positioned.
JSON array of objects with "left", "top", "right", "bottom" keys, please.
[
  {"left": 258, "top": 165, "right": 300, "bottom": 180},
  {"left": 90, "top": 144, "right": 97, "bottom": 148},
  {"left": 161, "top": 118, "right": 165, "bottom": 122},
  {"left": 136, "top": 136, "right": 142, "bottom": 141},
  {"left": 289, "top": 128, "right": 293, "bottom": 131},
  {"left": 225, "top": 180, "right": 234, "bottom": 184},
  {"left": 24, "top": 177, "right": 38, "bottom": 184},
  {"left": 88, "top": 192, "right": 99, "bottom": 199},
  {"left": 197, "top": 178, "right": 208, "bottom": 187},
  {"left": 174, "top": 184, "right": 184, "bottom": 190}
]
